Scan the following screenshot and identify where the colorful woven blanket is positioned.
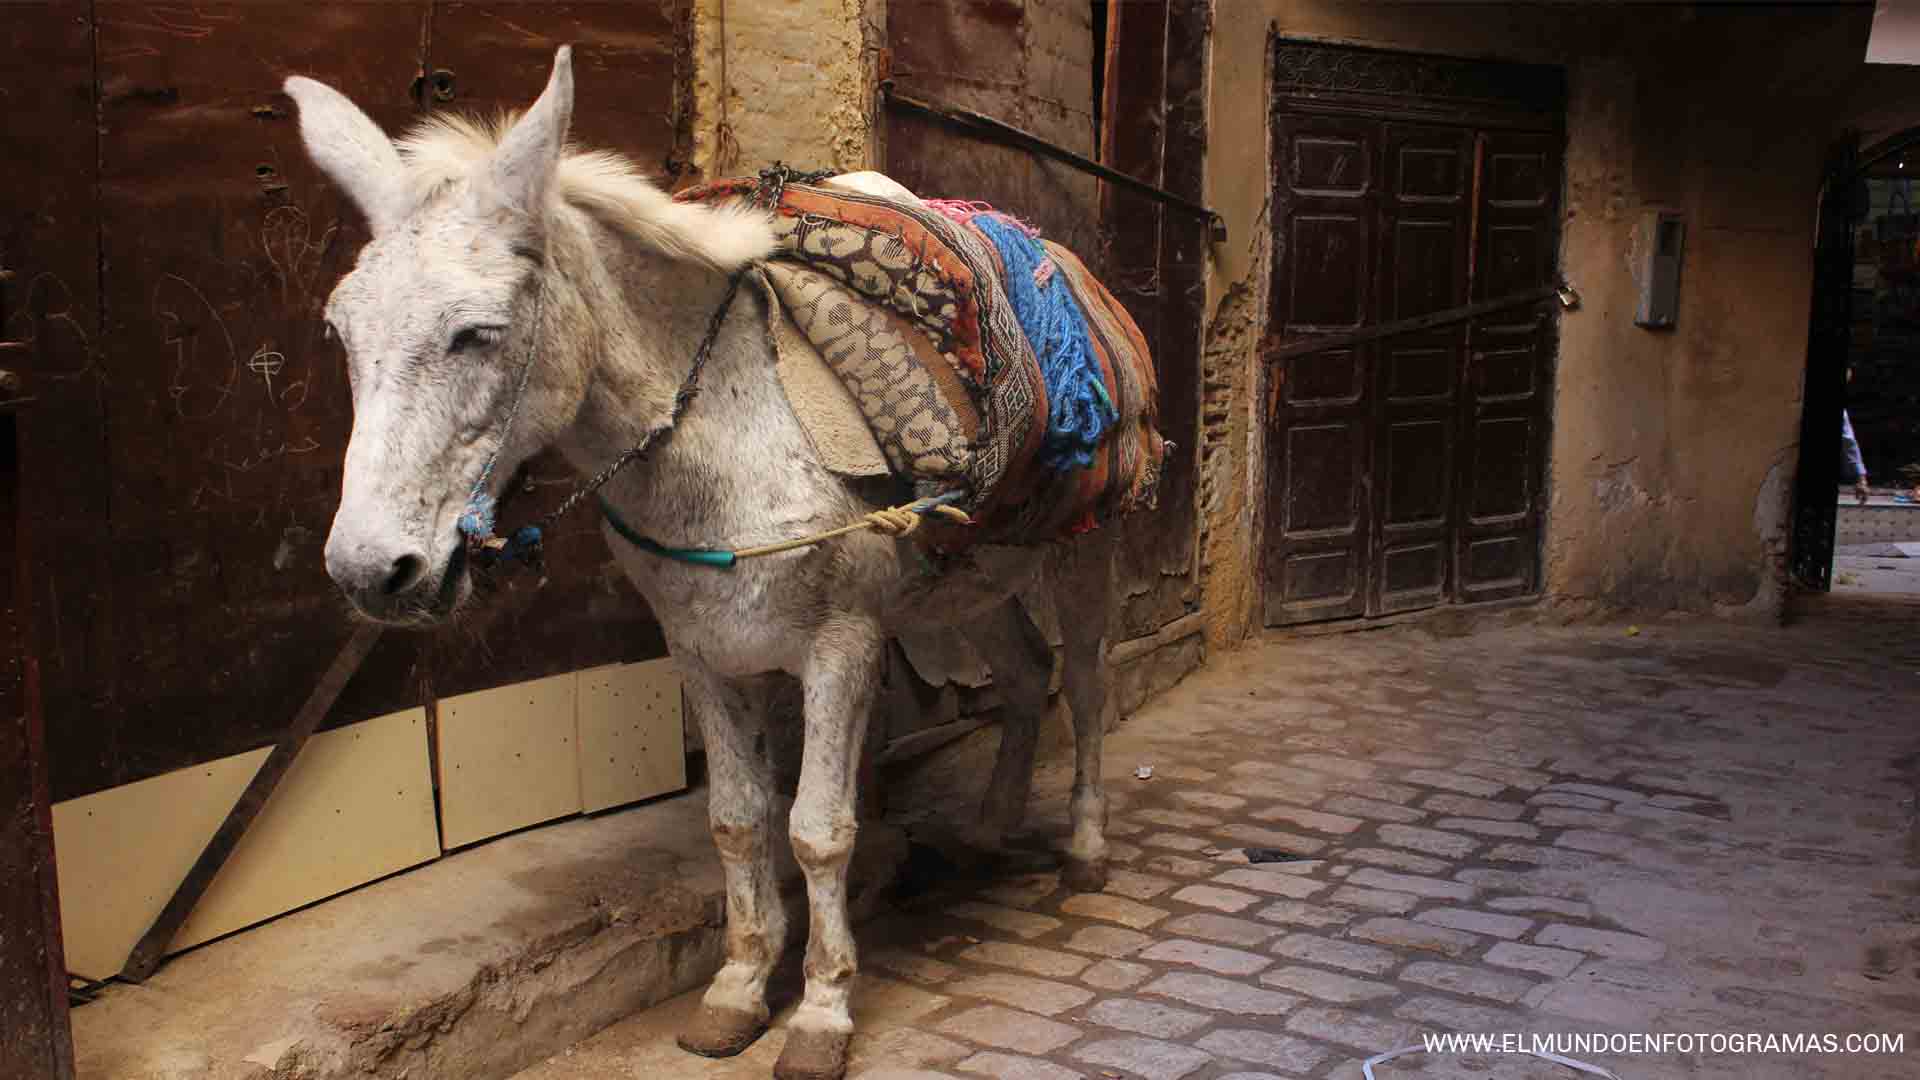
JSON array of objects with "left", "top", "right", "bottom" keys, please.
[{"left": 676, "top": 173, "right": 1167, "bottom": 549}]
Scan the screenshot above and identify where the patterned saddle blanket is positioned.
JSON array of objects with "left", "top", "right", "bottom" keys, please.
[{"left": 676, "top": 171, "right": 1167, "bottom": 550}]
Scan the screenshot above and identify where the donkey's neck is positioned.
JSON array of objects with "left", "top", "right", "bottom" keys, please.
[{"left": 546, "top": 208, "right": 846, "bottom": 547}]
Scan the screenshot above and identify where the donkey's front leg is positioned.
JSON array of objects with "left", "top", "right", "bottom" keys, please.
[
  {"left": 774, "top": 615, "right": 883, "bottom": 1080},
  {"left": 1054, "top": 532, "right": 1116, "bottom": 893},
  {"left": 677, "top": 660, "right": 786, "bottom": 1060}
]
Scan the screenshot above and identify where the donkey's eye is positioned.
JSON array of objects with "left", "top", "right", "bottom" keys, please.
[{"left": 449, "top": 326, "right": 504, "bottom": 353}]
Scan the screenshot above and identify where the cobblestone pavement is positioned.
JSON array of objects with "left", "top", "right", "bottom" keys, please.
[{"left": 517, "top": 595, "right": 1920, "bottom": 1080}]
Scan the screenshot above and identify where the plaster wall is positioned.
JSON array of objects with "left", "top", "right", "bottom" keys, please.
[{"left": 1197, "top": 1, "right": 1886, "bottom": 640}]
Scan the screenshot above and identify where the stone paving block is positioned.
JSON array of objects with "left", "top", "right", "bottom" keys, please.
[
  {"left": 1420, "top": 794, "right": 1527, "bottom": 821},
  {"left": 1134, "top": 808, "right": 1224, "bottom": 830},
  {"left": 1081, "top": 959, "right": 1153, "bottom": 991},
  {"left": 1154, "top": 764, "right": 1220, "bottom": 783},
  {"left": 1485, "top": 941, "right": 1585, "bottom": 978},
  {"left": 1221, "top": 824, "right": 1329, "bottom": 856},
  {"left": 1072, "top": 1036, "right": 1213, "bottom": 1080},
  {"left": 1533, "top": 807, "right": 1630, "bottom": 831},
  {"left": 958, "top": 941, "right": 1092, "bottom": 979},
  {"left": 1064, "top": 925, "right": 1155, "bottom": 958},
  {"left": 1543, "top": 782, "right": 1645, "bottom": 804},
  {"left": 1400, "top": 960, "right": 1536, "bottom": 1002},
  {"left": 1436, "top": 817, "right": 1540, "bottom": 839},
  {"left": 1455, "top": 760, "right": 1555, "bottom": 790},
  {"left": 1393, "top": 993, "right": 1522, "bottom": 1032},
  {"left": 1373, "top": 750, "right": 1455, "bottom": 769},
  {"left": 1085, "top": 997, "right": 1211, "bottom": 1039},
  {"left": 1258, "top": 964, "right": 1398, "bottom": 1004},
  {"left": 938, "top": 1005, "right": 1082, "bottom": 1055},
  {"left": 1327, "top": 886, "right": 1420, "bottom": 914},
  {"left": 1140, "top": 853, "right": 1219, "bottom": 878},
  {"left": 1142, "top": 971, "right": 1301, "bottom": 1015},
  {"left": 1216, "top": 1074, "right": 1292, "bottom": 1080},
  {"left": 1486, "top": 843, "right": 1594, "bottom": 869},
  {"left": 1377, "top": 824, "right": 1479, "bottom": 859},
  {"left": 1254, "top": 898, "right": 1355, "bottom": 929},
  {"left": 979, "top": 874, "right": 1062, "bottom": 909},
  {"left": 1106, "top": 819, "right": 1145, "bottom": 837},
  {"left": 1536, "top": 924, "right": 1666, "bottom": 962},
  {"left": 1292, "top": 753, "right": 1379, "bottom": 779},
  {"left": 1164, "top": 912, "right": 1281, "bottom": 947},
  {"left": 956, "top": 1051, "right": 1081, "bottom": 1080},
  {"left": 1452, "top": 867, "right": 1585, "bottom": 899},
  {"left": 1106, "top": 841, "right": 1143, "bottom": 864},
  {"left": 1339, "top": 847, "right": 1452, "bottom": 875},
  {"left": 855, "top": 1070, "right": 960, "bottom": 1080},
  {"left": 1105, "top": 869, "right": 1177, "bottom": 901},
  {"left": 1271, "top": 933, "right": 1401, "bottom": 975},
  {"left": 1347, "top": 868, "right": 1476, "bottom": 901},
  {"left": 949, "top": 973, "right": 1095, "bottom": 1016},
  {"left": 1196, "top": 1029, "right": 1332, "bottom": 1073},
  {"left": 1555, "top": 829, "right": 1637, "bottom": 855},
  {"left": 1171, "top": 884, "right": 1261, "bottom": 913},
  {"left": 947, "top": 902, "right": 1064, "bottom": 941},
  {"left": 1171, "top": 790, "right": 1247, "bottom": 813},
  {"left": 1059, "top": 893, "right": 1170, "bottom": 930},
  {"left": 1328, "top": 778, "right": 1424, "bottom": 803},
  {"left": 1138, "top": 938, "right": 1272, "bottom": 975},
  {"left": 1142, "top": 831, "right": 1214, "bottom": 852},
  {"left": 1322, "top": 794, "right": 1427, "bottom": 823},
  {"left": 1527, "top": 791, "right": 1612, "bottom": 811},
  {"left": 1413, "top": 907, "right": 1534, "bottom": 939},
  {"left": 1212, "top": 867, "right": 1330, "bottom": 899},
  {"left": 1285, "top": 1006, "right": 1415, "bottom": 1051},
  {"left": 1348, "top": 917, "right": 1479, "bottom": 958},
  {"left": 1251, "top": 804, "right": 1366, "bottom": 834},
  {"left": 1403, "top": 770, "right": 1507, "bottom": 797},
  {"left": 872, "top": 949, "right": 960, "bottom": 986},
  {"left": 1486, "top": 895, "right": 1592, "bottom": 919}
]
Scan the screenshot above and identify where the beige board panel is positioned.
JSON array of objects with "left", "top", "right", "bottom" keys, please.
[
  {"left": 436, "top": 671, "right": 582, "bottom": 849},
  {"left": 171, "top": 708, "right": 439, "bottom": 953},
  {"left": 50, "top": 709, "right": 438, "bottom": 979},
  {"left": 53, "top": 751, "right": 268, "bottom": 979},
  {"left": 577, "top": 658, "right": 688, "bottom": 813}
]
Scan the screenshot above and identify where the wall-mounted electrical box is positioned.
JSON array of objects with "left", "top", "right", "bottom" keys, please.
[{"left": 1634, "top": 209, "right": 1685, "bottom": 329}]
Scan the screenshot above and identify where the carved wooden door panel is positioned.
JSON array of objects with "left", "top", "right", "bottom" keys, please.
[
  {"left": 1263, "top": 42, "right": 1563, "bottom": 627},
  {"left": 1263, "top": 114, "right": 1380, "bottom": 625},
  {"left": 1457, "top": 131, "right": 1561, "bottom": 603}
]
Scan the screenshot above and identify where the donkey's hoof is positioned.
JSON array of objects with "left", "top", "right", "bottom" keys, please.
[
  {"left": 1062, "top": 855, "right": 1109, "bottom": 893},
  {"left": 773, "top": 1027, "right": 852, "bottom": 1080},
  {"left": 677, "top": 1005, "right": 768, "bottom": 1058}
]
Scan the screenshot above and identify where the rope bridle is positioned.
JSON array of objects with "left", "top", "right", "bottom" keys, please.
[{"left": 456, "top": 164, "right": 968, "bottom": 577}]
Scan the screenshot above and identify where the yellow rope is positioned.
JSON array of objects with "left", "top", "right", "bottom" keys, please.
[{"left": 729, "top": 502, "right": 970, "bottom": 560}]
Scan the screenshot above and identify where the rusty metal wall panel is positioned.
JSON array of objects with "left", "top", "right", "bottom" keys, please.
[
  {"left": 885, "top": 0, "right": 1103, "bottom": 263},
  {"left": 418, "top": 1, "right": 680, "bottom": 704},
  {"left": 0, "top": 8, "right": 83, "bottom": 1056},
  {"left": 19, "top": 2, "right": 683, "bottom": 801}
]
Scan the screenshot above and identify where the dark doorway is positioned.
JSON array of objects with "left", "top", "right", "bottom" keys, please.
[{"left": 1262, "top": 42, "right": 1567, "bottom": 627}]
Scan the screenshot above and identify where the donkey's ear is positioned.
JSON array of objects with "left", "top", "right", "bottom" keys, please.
[
  {"left": 283, "top": 75, "right": 406, "bottom": 235},
  {"left": 481, "top": 45, "right": 574, "bottom": 217}
]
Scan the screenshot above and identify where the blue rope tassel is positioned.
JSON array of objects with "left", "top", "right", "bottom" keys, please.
[{"left": 966, "top": 213, "right": 1117, "bottom": 471}]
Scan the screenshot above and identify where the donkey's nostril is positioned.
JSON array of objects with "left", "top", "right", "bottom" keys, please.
[{"left": 384, "top": 553, "right": 429, "bottom": 596}]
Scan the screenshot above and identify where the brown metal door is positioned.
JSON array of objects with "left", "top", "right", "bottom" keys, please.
[
  {"left": 1371, "top": 124, "right": 1474, "bottom": 615},
  {"left": 1262, "top": 113, "right": 1380, "bottom": 626},
  {"left": 1457, "top": 131, "right": 1561, "bottom": 603},
  {"left": 1263, "top": 42, "right": 1563, "bottom": 627}
]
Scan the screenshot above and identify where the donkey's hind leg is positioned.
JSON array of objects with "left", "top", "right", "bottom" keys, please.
[
  {"left": 677, "top": 662, "right": 786, "bottom": 1059},
  {"left": 966, "top": 596, "right": 1055, "bottom": 841},
  {"left": 1053, "top": 531, "right": 1117, "bottom": 893}
]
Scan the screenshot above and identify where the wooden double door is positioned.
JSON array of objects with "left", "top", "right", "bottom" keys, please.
[{"left": 1263, "top": 43, "right": 1566, "bottom": 627}]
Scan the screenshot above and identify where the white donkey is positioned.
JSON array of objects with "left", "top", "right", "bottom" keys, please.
[{"left": 286, "top": 46, "right": 1122, "bottom": 1080}]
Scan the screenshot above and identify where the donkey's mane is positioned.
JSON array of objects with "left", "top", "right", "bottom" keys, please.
[{"left": 394, "top": 111, "right": 775, "bottom": 271}]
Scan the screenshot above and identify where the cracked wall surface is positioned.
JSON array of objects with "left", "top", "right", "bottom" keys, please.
[{"left": 1194, "top": 1, "right": 1920, "bottom": 633}]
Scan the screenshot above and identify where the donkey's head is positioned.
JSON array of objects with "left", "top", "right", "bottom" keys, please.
[{"left": 286, "top": 47, "right": 770, "bottom": 624}]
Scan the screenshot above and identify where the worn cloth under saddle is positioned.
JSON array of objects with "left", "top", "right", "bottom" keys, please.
[{"left": 675, "top": 171, "right": 1169, "bottom": 552}]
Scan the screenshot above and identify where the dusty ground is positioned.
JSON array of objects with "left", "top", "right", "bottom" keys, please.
[{"left": 512, "top": 591, "right": 1920, "bottom": 1080}]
